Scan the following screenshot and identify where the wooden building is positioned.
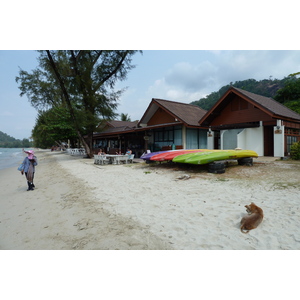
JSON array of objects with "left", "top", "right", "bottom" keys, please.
[
  {"left": 92, "top": 87, "right": 300, "bottom": 157},
  {"left": 93, "top": 99, "right": 207, "bottom": 157},
  {"left": 199, "top": 87, "right": 300, "bottom": 156}
]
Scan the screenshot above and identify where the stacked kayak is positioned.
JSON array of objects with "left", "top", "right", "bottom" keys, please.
[
  {"left": 149, "top": 149, "right": 211, "bottom": 162},
  {"left": 172, "top": 149, "right": 258, "bottom": 165},
  {"left": 140, "top": 150, "right": 171, "bottom": 161}
]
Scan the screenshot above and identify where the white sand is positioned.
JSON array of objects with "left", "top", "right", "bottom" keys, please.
[{"left": 1, "top": 150, "right": 300, "bottom": 250}]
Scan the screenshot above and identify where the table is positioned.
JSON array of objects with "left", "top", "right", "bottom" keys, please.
[{"left": 105, "top": 154, "right": 129, "bottom": 164}]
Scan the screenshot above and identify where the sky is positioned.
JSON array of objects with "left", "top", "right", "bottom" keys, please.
[{"left": 1, "top": 50, "right": 300, "bottom": 140}]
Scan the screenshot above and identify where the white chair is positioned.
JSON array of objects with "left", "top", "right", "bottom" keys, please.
[
  {"left": 118, "top": 155, "right": 129, "bottom": 164},
  {"left": 94, "top": 155, "right": 100, "bottom": 164},
  {"left": 99, "top": 155, "right": 109, "bottom": 165},
  {"left": 71, "top": 148, "right": 79, "bottom": 155},
  {"left": 79, "top": 148, "right": 86, "bottom": 156},
  {"left": 128, "top": 154, "right": 135, "bottom": 163}
]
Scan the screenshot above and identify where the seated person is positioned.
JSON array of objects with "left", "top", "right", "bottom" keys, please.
[
  {"left": 98, "top": 149, "right": 106, "bottom": 155},
  {"left": 126, "top": 148, "right": 132, "bottom": 155}
]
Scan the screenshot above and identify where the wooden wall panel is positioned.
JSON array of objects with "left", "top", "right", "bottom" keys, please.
[
  {"left": 148, "top": 107, "right": 175, "bottom": 125},
  {"left": 210, "top": 95, "right": 274, "bottom": 126}
]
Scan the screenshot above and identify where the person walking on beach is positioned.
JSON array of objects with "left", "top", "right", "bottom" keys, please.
[{"left": 20, "top": 150, "right": 38, "bottom": 191}]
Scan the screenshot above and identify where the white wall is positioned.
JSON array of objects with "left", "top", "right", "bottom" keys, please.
[
  {"left": 206, "top": 121, "right": 285, "bottom": 156},
  {"left": 273, "top": 125, "right": 285, "bottom": 157},
  {"left": 222, "top": 129, "right": 243, "bottom": 149},
  {"left": 237, "top": 126, "right": 264, "bottom": 156}
]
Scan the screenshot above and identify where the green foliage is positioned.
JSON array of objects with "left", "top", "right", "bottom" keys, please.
[
  {"left": 16, "top": 50, "right": 141, "bottom": 156},
  {"left": 0, "top": 131, "right": 33, "bottom": 148},
  {"left": 120, "top": 113, "right": 131, "bottom": 121},
  {"left": 290, "top": 141, "right": 300, "bottom": 160},
  {"left": 31, "top": 107, "right": 78, "bottom": 148},
  {"left": 274, "top": 73, "right": 300, "bottom": 114}
]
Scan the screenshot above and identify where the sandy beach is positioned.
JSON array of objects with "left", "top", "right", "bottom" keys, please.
[{"left": 1, "top": 150, "right": 300, "bottom": 250}]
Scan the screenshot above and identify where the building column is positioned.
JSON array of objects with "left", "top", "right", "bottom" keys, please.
[
  {"left": 274, "top": 120, "right": 284, "bottom": 157},
  {"left": 207, "top": 128, "right": 214, "bottom": 149},
  {"left": 182, "top": 126, "right": 186, "bottom": 149}
]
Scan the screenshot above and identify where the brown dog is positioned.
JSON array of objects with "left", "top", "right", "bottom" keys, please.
[{"left": 240, "top": 202, "right": 263, "bottom": 234}]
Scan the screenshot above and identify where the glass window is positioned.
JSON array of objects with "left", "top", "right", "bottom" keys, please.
[
  {"left": 174, "top": 127, "right": 182, "bottom": 146},
  {"left": 287, "top": 136, "right": 298, "bottom": 154},
  {"left": 186, "top": 128, "right": 198, "bottom": 149}
]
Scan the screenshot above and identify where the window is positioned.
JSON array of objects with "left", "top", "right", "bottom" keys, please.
[
  {"left": 287, "top": 136, "right": 298, "bottom": 154},
  {"left": 154, "top": 127, "right": 175, "bottom": 149}
]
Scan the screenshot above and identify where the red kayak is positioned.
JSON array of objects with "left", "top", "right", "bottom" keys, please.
[{"left": 150, "top": 149, "right": 208, "bottom": 161}]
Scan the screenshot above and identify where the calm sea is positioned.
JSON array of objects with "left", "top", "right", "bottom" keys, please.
[{"left": 0, "top": 148, "right": 28, "bottom": 171}]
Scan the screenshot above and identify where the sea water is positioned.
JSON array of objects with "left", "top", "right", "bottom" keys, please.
[{"left": 0, "top": 148, "right": 27, "bottom": 170}]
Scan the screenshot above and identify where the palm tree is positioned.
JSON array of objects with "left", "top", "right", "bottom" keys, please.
[{"left": 120, "top": 113, "right": 131, "bottom": 122}]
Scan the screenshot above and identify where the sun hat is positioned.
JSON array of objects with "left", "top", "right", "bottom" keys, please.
[{"left": 26, "top": 150, "right": 34, "bottom": 159}]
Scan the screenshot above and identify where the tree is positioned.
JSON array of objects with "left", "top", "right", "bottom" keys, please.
[
  {"left": 120, "top": 113, "right": 131, "bottom": 122},
  {"left": 274, "top": 72, "right": 300, "bottom": 113},
  {"left": 0, "top": 131, "right": 33, "bottom": 148},
  {"left": 31, "top": 106, "right": 79, "bottom": 148},
  {"left": 16, "top": 50, "right": 141, "bottom": 157}
]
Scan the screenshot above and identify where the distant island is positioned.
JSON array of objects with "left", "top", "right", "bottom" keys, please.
[{"left": 0, "top": 131, "right": 32, "bottom": 148}]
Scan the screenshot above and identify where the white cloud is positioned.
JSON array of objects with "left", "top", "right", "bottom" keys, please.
[
  {"left": 164, "top": 61, "right": 218, "bottom": 92},
  {"left": 144, "top": 50, "right": 300, "bottom": 106}
]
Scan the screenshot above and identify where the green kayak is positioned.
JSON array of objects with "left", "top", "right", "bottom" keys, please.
[{"left": 172, "top": 150, "right": 258, "bottom": 165}]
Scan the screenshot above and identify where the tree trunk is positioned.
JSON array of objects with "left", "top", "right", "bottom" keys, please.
[{"left": 46, "top": 51, "right": 93, "bottom": 158}]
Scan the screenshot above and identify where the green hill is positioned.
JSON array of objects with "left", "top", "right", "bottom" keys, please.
[{"left": 0, "top": 131, "right": 32, "bottom": 148}]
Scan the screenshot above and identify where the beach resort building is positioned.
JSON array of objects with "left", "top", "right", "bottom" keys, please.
[
  {"left": 92, "top": 87, "right": 300, "bottom": 157},
  {"left": 200, "top": 87, "right": 300, "bottom": 157}
]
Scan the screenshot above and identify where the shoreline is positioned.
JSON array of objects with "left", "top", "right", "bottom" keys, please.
[
  {"left": 1, "top": 150, "right": 300, "bottom": 249},
  {"left": 0, "top": 151, "right": 171, "bottom": 249}
]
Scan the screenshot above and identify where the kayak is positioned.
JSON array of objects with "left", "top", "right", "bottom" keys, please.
[
  {"left": 171, "top": 149, "right": 222, "bottom": 163},
  {"left": 173, "top": 149, "right": 258, "bottom": 165},
  {"left": 150, "top": 149, "right": 206, "bottom": 161},
  {"left": 140, "top": 150, "right": 171, "bottom": 161}
]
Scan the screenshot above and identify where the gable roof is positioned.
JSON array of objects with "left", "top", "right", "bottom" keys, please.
[
  {"left": 139, "top": 98, "right": 207, "bottom": 127},
  {"left": 95, "top": 120, "right": 139, "bottom": 136},
  {"left": 199, "top": 86, "right": 300, "bottom": 125},
  {"left": 106, "top": 120, "right": 139, "bottom": 128},
  {"left": 233, "top": 87, "right": 300, "bottom": 121}
]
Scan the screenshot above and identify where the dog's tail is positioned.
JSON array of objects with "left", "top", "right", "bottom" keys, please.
[{"left": 240, "top": 226, "right": 250, "bottom": 234}]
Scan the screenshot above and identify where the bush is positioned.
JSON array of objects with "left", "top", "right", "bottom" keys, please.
[{"left": 290, "top": 141, "right": 300, "bottom": 160}]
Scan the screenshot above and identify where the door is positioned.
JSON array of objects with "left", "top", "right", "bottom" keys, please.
[{"left": 264, "top": 126, "right": 274, "bottom": 156}]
